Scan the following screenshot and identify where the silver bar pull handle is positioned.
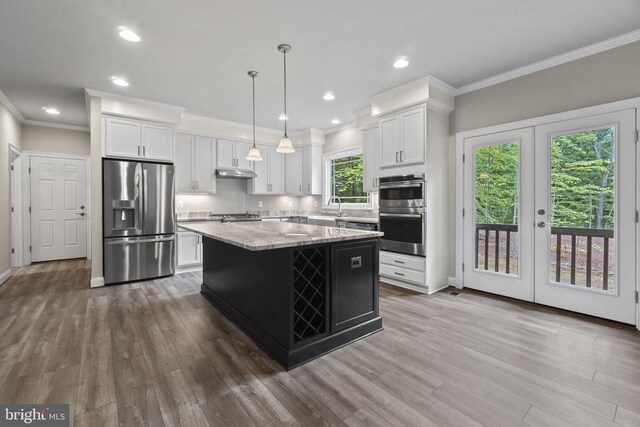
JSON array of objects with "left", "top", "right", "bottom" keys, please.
[
  {"left": 394, "top": 271, "right": 405, "bottom": 277},
  {"left": 143, "top": 146, "right": 146, "bottom": 157},
  {"left": 380, "top": 213, "right": 422, "bottom": 219},
  {"left": 399, "top": 150, "right": 403, "bottom": 162},
  {"left": 396, "top": 151, "right": 399, "bottom": 163}
]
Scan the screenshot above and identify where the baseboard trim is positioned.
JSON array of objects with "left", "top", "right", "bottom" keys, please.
[
  {"left": 176, "top": 265, "right": 202, "bottom": 275},
  {"left": 0, "top": 269, "right": 12, "bottom": 285},
  {"left": 90, "top": 276, "right": 105, "bottom": 288}
]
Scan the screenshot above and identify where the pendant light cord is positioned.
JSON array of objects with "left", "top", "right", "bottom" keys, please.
[
  {"left": 252, "top": 73, "right": 256, "bottom": 148},
  {"left": 283, "top": 48, "right": 287, "bottom": 137}
]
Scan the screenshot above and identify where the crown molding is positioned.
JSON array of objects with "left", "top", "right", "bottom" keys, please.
[
  {"left": 324, "top": 121, "right": 357, "bottom": 135},
  {"left": 454, "top": 28, "right": 640, "bottom": 96},
  {"left": 84, "top": 88, "right": 186, "bottom": 112},
  {"left": 22, "top": 120, "right": 89, "bottom": 132},
  {"left": 181, "top": 113, "right": 284, "bottom": 136},
  {"left": 0, "top": 89, "right": 25, "bottom": 122}
]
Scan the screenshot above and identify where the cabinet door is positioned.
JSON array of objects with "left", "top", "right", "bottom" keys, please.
[
  {"left": 235, "top": 141, "right": 254, "bottom": 171},
  {"left": 194, "top": 136, "right": 215, "bottom": 193},
  {"left": 301, "top": 146, "right": 312, "bottom": 194},
  {"left": 177, "top": 232, "right": 202, "bottom": 266},
  {"left": 362, "top": 128, "right": 379, "bottom": 192},
  {"left": 331, "top": 240, "right": 379, "bottom": 332},
  {"left": 399, "top": 107, "right": 425, "bottom": 165},
  {"left": 104, "top": 117, "right": 141, "bottom": 159},
  {"left": 174, "top": 133, "right": 194, "bottom": 193},
  {"left": 142, "top": 124, "right": 174, "bottom": 162},
  {"left": 285, "top": 150, "right": 302, "bottom": 194},
  {"left": 251, "top": 144, "right": 270, "bottom": 194},
  {"left": 269, "top": 146, "right": 285, "bottom": 194},
  {"left": 379, "top": 116, "right": 401, "bottom": 168},
  {"left": 217, "top": 139, "right": 236, "bottom": 169}
]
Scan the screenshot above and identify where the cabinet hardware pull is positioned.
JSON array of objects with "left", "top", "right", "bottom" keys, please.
[
  {"left": 196, "top": 181, "right": 199, "bottom": 190},
  {"left": 137, "top": 146, "right": 141, "bottom": 156},
  {"left": 396, "top": 151, "right": 399, "bottom": 163},
  {"left": 308, "top": 184, "right": 310, "bottom": 192},
  {"left": 394, "top": 260, "right": 405, "bottom": 264},
  {"left": 143, "top": 146, "right": 146, "bottom": 157},
  {"left": 400, "top": 150, "right": 403, "bottom": 162},
  {"left": 394, "top": 272, "right": 405, "bottom": 276}
]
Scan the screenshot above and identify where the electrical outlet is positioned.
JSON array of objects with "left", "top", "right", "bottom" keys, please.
[
  {"left": 288, "top": 200, "right": 293, "bottom": 208},
  {"left": 258, "top": 201, "right": 263, "bottom": 208},
  {"left": 314, "top": 200, "right": 318, "bottom": 208},
  {"left": 177, "top": 200, "right": 183, "bottom": 209}
]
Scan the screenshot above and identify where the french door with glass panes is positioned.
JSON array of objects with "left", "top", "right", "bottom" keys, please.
[{"left": 463, "top": 109, "right": 637, "bottom": 324}]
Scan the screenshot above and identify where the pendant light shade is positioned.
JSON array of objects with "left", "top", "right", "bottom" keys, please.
[
  {"left": 246, "top": 71, "right": 262, "bottom": 161},
  {"left": 276, "top": 44, "right": 295, "bottom": 154}
]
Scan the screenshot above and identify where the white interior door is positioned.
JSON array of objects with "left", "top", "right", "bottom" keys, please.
[
  {"left": 31, "top": 156, "right": 87, "bottom": 262},
  {"left": 534, "top": 110, "right": 636, "bottom": 324},
  {"left": 463, "top": 128, "right": 535, "bottom": 301}
]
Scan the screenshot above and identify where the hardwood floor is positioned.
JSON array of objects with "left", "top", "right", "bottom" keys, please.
[{"left": 1, "top": 259, "right": 639, "bottom": 426}]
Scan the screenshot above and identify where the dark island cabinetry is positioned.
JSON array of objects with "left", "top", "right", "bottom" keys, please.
[{"left": 200, "top": 236, "right": 382, "bottom": 370}]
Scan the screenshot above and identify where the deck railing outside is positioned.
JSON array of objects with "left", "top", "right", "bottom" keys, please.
[{"left": 475, "top": 224, "right": 614, "bottom": 290}]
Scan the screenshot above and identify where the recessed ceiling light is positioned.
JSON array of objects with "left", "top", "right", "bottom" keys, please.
[
  {"left": 278, "top": 114, "right": 288, "bottom": 121},
  {"left": 323, "top": 92, "right": 335, "bottom": 101},
  {"left": 331, "top": 119, "right": 340, "bottom": 125},
  {"left": 118, "top": 27, "right": 141, "bottom": 42},
  {"left": 112, "top": 77, "right": 130, "bottom": 87},
  {"left": 42, "top": 107, "right": 60, "bottom": 115},
  {"left": 393, "top": 57, "right": 409, "bottom": 69}
]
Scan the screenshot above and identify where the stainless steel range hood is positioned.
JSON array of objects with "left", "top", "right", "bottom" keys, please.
[{"left": 215, "top": 168, "right": 257, "bottom": 179}]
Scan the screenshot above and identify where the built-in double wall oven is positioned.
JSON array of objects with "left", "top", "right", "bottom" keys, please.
[{"left": 378, "top": 174, "right": 426, "bottom": 256}]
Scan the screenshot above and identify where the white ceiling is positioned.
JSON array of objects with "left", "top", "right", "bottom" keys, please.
[{"left": 1, "top": 0, "right": 639, "bottom": 131}]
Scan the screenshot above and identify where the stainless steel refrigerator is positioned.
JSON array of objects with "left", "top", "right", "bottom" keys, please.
[{"left": 103, "top": 159, "right": 175, "bottom": 284}]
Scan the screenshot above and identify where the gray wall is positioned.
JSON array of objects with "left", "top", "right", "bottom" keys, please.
[
  {"left": 21, "top": 124, "right": 90, "bottom": 156},
  {"left": 447, "top": 41, "right": 640, "bottom": 277}
]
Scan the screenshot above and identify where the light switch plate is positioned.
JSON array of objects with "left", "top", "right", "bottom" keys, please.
[
  {"left": 177, "top": 200, "right": 184, "bottom": 208},
  {"left": 288, "top": 200, "right": 293, "bottom": 208},
  {"left": 258, "top": 201, "right": 263, "bottom": 208},
  {"left": 314, "top": 200, "right": 318, "bottom": 208}
]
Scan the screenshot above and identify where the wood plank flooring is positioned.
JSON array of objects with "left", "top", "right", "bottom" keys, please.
[{"left": 1, "top": 259, "right": 639, "bottom": 426}]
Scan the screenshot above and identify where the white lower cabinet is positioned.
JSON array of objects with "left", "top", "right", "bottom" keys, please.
[
  {"left": 177, "top": 231, "right": 202, "bottom": 267},
  {"left": 379, "top": 251, "right": 425, "bottom": 286}
]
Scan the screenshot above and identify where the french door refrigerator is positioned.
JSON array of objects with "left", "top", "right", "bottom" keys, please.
[{"left": 103, "top": 159, "right": 175, "bottom": 284}]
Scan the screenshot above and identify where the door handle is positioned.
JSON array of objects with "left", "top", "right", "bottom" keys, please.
[
  {"left": 76, "top": 212, "right": 85, "bottom": 216},
  {"left": 399, "top": 151, "right": 403, "bottom": 162},
  {"left": 396, "top": 151, "right": 399, "bottom": 163},
  {"left": 537, "top": 221, "right": 546, "bottom": 228}
]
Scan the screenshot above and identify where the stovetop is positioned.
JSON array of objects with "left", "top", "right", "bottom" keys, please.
[{"left": 209, "top": 213, "right": 262, "bottom": 223}]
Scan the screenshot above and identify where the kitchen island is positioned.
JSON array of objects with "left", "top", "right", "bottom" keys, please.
[{"left": 179, "top": 221, "right": 383, "bottom": 370}]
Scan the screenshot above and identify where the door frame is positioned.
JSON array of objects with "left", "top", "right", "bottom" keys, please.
[
  {"left": 455, "top": 96, "right": 640, "bottom": 330},
  {"left": 24, "top": 151, "right": 92, "bottom": 265},
  {"left": 9, "top": 144, "right": 23, "bottom": 268}
]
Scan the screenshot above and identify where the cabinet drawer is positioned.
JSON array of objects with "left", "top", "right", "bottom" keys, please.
[
  {"left": 380, "top": 263, "right": 425, "bottom": 285},
  {"left": 380, "top": 251, "right": 424, "bottom": 271}
]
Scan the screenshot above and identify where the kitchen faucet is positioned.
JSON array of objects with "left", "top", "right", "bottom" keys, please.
[{"left": 328, "top": 196, "right": 343, "bottom": 217}]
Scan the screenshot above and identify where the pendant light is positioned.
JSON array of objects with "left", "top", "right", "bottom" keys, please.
[
  {"left": 246, "top": 71, "right": 262, "bottom": 161},
  {"left": 276, "top": 44, "right": 295, "bottom": 153}
]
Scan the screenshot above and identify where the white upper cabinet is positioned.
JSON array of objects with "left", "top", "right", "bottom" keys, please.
[
  {"left": 193, "top": 136, "right": 216, "bottom": 193},
  {"left": 286, "top": 145, "right": 322, "bottom": 196},
  {"left": 216, "top": 139, "right": 254, "bottom": 171},
  {"left": 235, "top": 141, "right": 254, "bottom": 171},
  {"left": 104, "top": 116, "right": 174, "bottom": 162},
  {"left": 142, "top": 123, "right": 174, "bottom": 161},
  {"left": 248, "top": 145, "right": 285, "bottom": 195},
  {"left": 378, "top": 106, "right": 425, "bottom": 171},
  {"left": 175, "top": 133, "right": 215, "bottom": 194},
  {"left": 285, "top": 150, "right": 303, "bottom": 194},
  {"left": 216, "top": 139, "right": 236, "bottom": 169},
  {"left": 104, "top": 117, "right": 142, "bottom": 159},
  {"left": 362, "top": 127, "right": 379, "bottom": 192},
  {"left": 174, "top": 133, "right": 194, "bottom": 193}
]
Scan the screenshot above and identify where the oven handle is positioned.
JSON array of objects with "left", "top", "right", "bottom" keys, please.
[
  {"left": 379, "top": 213, "right": 423, "bottom": 219},
  {"left": 379, "top": 182, "right": 423, "bottom": 189}
]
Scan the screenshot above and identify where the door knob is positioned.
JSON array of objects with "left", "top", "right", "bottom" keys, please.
[
  {"left": 537, "top": 221, "right": 546, "bottom": 228},
  {"left": 80, "top": 205, "right": 85, "bottom": 210},
  {"left": 537, "top": 209, "right": 545, "bottom": 215},
  {"left": 77, "top": 212, "right": 85, "bottom": 217}
]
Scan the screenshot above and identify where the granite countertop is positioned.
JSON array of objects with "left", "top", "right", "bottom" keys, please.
[{"left": 178, "top": 221, "right": 383, "bottom": 251}]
